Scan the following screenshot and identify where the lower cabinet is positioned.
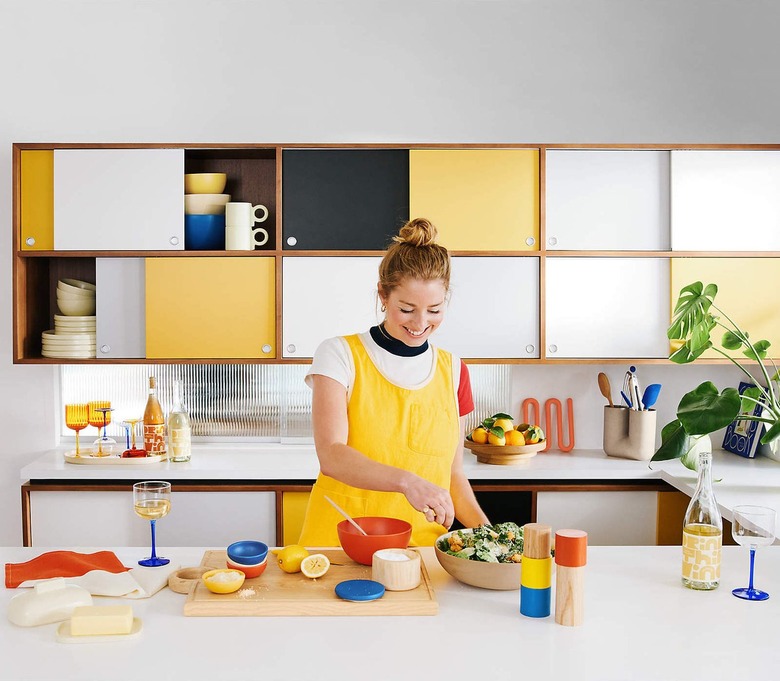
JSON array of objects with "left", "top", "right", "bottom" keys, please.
[
  {"left": 29, "top": 490, "right": 276, "bottom": 548},
  {"left": 536, "top": 490, "right": 658, "bottom": 545}
]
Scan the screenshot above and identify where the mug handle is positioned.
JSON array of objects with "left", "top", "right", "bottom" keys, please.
[
  {"left": 252, "top": 204, "right": 269, "bottom": 224},
  {"left": 252, "top": 227, "right": 269, "bottom": 247}
]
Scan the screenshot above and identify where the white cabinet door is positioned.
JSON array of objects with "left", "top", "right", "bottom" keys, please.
[
  {"left": 435, "top": 257, "right": 539, "bottom": 358},
  {"left": 30, "top": 491, "right": 276, "bottom": 547},
  {"left": 545, "top": 257, "right": 670, "bottom": 358},
  {"left": 536, "top": 491, "right": 658, "bottom": 545},
  {"left": 54, "top": 149, "right": 184, "bottom": 250},
  {"left": 282, "top": 257, "right": 382, "bottom": 358},
  {"left": 671, "top": 150, "right": 780, "bottom": 251},
  {"left": 545, "top": 150, "right": 670, "bottom": 251},
  {"left": 96, "top": 258, "right": 145, "bottom": 358}
]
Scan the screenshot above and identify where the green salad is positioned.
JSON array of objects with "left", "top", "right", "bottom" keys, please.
[{"left": 437, "top": 522, "right": 524, "bottom": 563}]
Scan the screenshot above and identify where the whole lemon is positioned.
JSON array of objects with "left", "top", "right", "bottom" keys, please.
[
  {"left": 471, "top": 426, "right": 489, "bottom": 444},
  {"left": 493, "top": 417, "right": 514, "bottom": 433},
  {"left": 487, "top": 430, "right": 506, "bottom": 446},
  {"left": 272, "top": 544, "right": 310, "bottom": 573}
]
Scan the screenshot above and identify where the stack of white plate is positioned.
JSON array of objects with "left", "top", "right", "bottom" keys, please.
[{"left": 43, "top": 316, "right": 97, "bottom": 358}]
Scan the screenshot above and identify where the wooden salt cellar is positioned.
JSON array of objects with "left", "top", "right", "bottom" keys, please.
[
  {"left": 554, "top": 529, "right": 588, "bottom": 626},
  {"left": 520, "top": 523, "right": 552, "bottom": 618},
  {"left": 371, "top": 549, "right": 421, "bottom": 591}
]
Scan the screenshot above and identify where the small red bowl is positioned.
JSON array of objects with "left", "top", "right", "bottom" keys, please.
[
  {"left": 226, "top": 556, "right": 268, "bottom": 579},
  {"left": 337, "top": 517, "right": 413, "bottom": 565}
]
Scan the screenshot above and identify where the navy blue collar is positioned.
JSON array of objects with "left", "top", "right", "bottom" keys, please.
[{"left": 370, "top": 324, "right": 429, "bottom": 357}]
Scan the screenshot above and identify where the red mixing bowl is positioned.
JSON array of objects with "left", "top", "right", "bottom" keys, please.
[{"left": 337, "top": 517, "right": 412, "bottom": 565}]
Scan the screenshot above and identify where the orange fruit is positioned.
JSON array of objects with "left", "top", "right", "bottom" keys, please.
[
  {"left": 471, "top": 427, "right": 489, "bottom": 444},
  {"left": 504, "top": 429, "right": 525, "bottom": 446}
]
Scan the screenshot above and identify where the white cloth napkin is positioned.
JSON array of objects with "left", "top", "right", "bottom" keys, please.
[{"left": 18, "top": 562, "right": 180, "bottom": 599}]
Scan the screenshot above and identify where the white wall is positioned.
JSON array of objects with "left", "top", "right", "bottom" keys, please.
[{"left": 2, "top": 0, "right": 779, "bottom": 545}]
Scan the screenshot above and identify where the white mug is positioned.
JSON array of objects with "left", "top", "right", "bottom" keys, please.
[{"left": 225, "top": 202, "right": 269, "bottom": 250}]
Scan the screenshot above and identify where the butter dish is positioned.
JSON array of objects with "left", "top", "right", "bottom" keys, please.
[{"left": 8, "top": 578, "right": 93, "bottom": 627}]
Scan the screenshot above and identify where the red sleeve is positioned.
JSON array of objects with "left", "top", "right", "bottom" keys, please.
[{"left": 457, "top": 360, "right": 475, "bottom": 417}]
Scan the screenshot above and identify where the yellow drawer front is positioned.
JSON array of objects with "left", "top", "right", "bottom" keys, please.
[
  {"left": 282, "top": 492, "right": 311, "bottom": 546},
  {"left": 20, "top": 150, "right": 54, "bottom": 250},
  {"left": 409, "top": 149, "right": 539, "bottom": 251},
  {"left": 145, "top": 257, "right": 276, "bottom": 358},
  {"left": 671, "top": 258, "right": 780, "bottom": 358}
]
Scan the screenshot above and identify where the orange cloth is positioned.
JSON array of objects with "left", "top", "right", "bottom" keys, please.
[{"left": 5, "top": 550, "right": 130, "bottom": 588}]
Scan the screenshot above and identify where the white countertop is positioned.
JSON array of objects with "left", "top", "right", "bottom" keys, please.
[
  {"left": 652, "top": 451, "right": 780, "bottom": 522},
  {"left": 2, "top": 545, "right": 779, "bottom": 681},
  {"left": 20, "top": 444, "right": 662, "bottom": 482}
]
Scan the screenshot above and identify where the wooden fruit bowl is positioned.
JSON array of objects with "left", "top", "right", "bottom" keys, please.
[{"left": 464, "top": 439, "right": 546, "bottom": 465}]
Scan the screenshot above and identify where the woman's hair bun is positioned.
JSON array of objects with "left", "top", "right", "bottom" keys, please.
[{"left": 393, "top": 218, "right": 438, "bottom": 247}]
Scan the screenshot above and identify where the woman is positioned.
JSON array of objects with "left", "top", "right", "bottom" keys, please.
[{"left": 298, "top": 218, "right": 489, "bottom": 547}]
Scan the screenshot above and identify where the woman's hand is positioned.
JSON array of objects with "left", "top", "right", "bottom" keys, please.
[{"left": 400, "top": 473, "right": 455, "bottom": 529}]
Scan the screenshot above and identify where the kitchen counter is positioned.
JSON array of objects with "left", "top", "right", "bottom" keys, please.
[
  {"left": 2, "top": 545, "right": 779, "bottom": 681},
  {"left": 21, "top": 444, "right": 662, "bottom": 482},
  {"left": 652, "top": 451, "right": 780, "bottom": 523}
]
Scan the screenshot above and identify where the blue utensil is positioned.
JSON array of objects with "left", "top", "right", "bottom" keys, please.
[
  {"left": 641, "top": 383, "right": 662, "bottom": 409},
  {"left": 620, "top": 390, "right": 633, "bottom": 408}
]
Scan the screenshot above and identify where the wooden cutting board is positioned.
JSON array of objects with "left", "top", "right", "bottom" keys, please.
[{"left": 183, "top": 549, "right": 438, "bottom": 617}]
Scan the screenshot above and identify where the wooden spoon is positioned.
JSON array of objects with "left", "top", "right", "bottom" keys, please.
[
  {"left": 598, "top": 372, "right": 614, "bottom": 407},
  {"left": 324, "top": 495, "right": 368, "bottom": 536}
]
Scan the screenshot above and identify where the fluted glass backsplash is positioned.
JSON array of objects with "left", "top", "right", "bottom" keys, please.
[{"left": 60, "top": 364, "right": 511, "bottom": 442}]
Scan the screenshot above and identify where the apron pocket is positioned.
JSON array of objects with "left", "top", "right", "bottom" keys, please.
[{"left": 407, "top": 402, "right": 452, "bottom": 458}]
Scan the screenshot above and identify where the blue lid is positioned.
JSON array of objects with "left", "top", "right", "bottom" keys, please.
[{"left": 335, "top": 579, "right": 385, "bottom": 602}]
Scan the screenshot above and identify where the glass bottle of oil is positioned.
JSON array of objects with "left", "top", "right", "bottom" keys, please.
[
  {"left": 681, "top": 450, "right": 722, "bottom": 590},
  {"left": 167, "top": 379, "right": 191, "bottom": 463}
]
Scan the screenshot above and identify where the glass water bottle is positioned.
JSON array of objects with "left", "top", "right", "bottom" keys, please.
[
  {"left": 167, "top": 379, "right": 192, "bottom": 463},
  {"left": 681, "top": 450, "right": 722, "bottom": 590}
]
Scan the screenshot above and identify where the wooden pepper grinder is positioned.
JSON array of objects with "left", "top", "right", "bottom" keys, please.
[
  {"left": 520, "top": 523, "right": 552, "bottom": 618},
  {"left": 554, "top": 529, "right": 588, "bottom": 626}
]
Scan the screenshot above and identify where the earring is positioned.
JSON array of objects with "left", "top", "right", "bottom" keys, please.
[{"left": 380, "top": 304, "right": 386, "bottom": 312}]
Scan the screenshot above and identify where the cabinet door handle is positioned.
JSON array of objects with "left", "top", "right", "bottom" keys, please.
[
  {"left": 286, "top": 236, "right": 298, "bottom": 247},
  {"left": 286, "top": 344, "right": 296, "bottom": 354},
  {"left": 25, "top": 236, "right": 36, "bottom": 247},
  {"left": 262, "top": 344, "right": 272, "bottom": 354},
  {"left": 525, "top": 344, "right": 535, "bottom": 354},
  {"left": 548, "top": 236, "right": 558, "bottom": 246},
  {"left": 526, "top": 236, "right": 535, "bottom": 246},
  {"left": 100, "top": 344, "right": 111, "bottom": 354},
  {"left": 548, "top": 344, "right": 558, "bottom": 354},
  {"left": 170, "top": 236, "right": 180, "bottom": 246}
]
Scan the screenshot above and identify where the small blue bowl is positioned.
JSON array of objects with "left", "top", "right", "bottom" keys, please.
[
  {"left": 185, "top": 214, "right": 225, "bottom": 250},
  {"left": 227, "top": 540, "right": 269, "bottom": 566}
]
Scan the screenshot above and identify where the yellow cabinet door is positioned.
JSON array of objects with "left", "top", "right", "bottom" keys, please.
[
  {"left": 20, "top": 150, "right": 54, "bottom": 250},
  {"left": 282, "top": 491, "right": 311, "bottom": 546},
  {"left": 409, "top": 149, "right": 539, "bottom": 251},
  {"left": 145, "top": 257, "right": 276, "bottom": 359},
  {"left": 671, "top": 258, "right": 780, "bottom": 358}
]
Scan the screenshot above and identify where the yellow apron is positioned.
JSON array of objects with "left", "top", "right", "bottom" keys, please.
[{"left": 298, "top": 334, "right": 459, "bottom": 547}]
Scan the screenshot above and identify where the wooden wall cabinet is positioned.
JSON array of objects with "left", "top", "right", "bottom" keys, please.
[{"left": 12, "top": 142, "right": 780, "bottom": 365}]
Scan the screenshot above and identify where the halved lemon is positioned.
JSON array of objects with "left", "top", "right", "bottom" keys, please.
[{"left": 300, "top": 553, "right": 331, "bottom": 579}]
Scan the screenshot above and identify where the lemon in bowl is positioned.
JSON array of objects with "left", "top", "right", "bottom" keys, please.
[{"left": 202, "top": 568, "right": 245, "bottom": 594}]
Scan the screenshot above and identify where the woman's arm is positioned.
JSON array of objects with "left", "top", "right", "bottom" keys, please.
[
  {"left": 450, "top": 416, "right": 490, "bottom": 528},
  {"left": 311, "top": 374, "right": 455, "bottom": 527}
]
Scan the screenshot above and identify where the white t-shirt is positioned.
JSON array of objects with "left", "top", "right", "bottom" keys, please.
[{"left": 305, "top": 332, "right": 462, "bottom": 402}]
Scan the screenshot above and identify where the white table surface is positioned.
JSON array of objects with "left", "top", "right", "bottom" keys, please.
[{"left": 2, "top": 545, "right": 779, "bottom": 681}]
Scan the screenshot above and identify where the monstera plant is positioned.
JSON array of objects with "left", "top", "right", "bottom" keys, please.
[{"left": 652, "top": 281, "right": 780, "bottom": 470}]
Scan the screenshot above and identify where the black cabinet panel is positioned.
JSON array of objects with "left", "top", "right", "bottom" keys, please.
[
  {"left": 282, "top": 149, "right": 410, "bottom": 250},
  {"left": 451, "top": 491, "right": 533, "bottom": 531}
]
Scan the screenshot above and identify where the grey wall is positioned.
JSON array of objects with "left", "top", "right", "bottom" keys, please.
[{"left": 1, "top": 0, "right": 778, "bottom": 545}]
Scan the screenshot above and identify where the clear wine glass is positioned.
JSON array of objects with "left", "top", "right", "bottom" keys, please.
[
  {"left": 90, "top": 402, "right": 116, "bottom": 456},
  {"left": 133, "top": 481, "right": 171, "bottom": 567},
  {"left": 731, "top": 504, "right": 776, "bottom": 601}
]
